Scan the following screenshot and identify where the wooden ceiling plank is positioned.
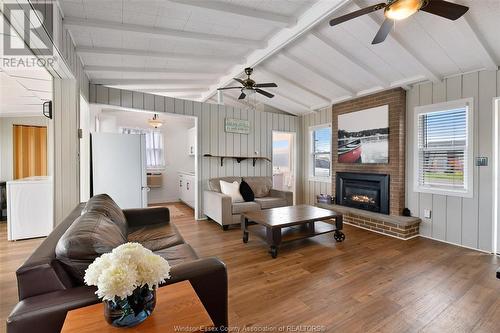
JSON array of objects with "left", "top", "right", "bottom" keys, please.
[
  {"left": 64, "top": 16, "right": 264, "bottom": 48},
  {"left": 168, "top": 0, "right": 295, "bottom": 26}
]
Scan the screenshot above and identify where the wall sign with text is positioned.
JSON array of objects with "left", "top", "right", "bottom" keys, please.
[{"left": 225, "top": 118, "right": 250, "bottom": 134}]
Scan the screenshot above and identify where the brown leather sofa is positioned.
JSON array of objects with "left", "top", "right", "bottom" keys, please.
[{"left": 6, "top": 194, "right": 227, "bottom": 333}]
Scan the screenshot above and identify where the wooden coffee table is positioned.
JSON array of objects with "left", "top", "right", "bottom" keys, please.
[
  {"left": 241, "top": 204, "right": 344, "bottom": 258},
  {"left": 61, "top": 281, "right": 213, "bottom": 333}
]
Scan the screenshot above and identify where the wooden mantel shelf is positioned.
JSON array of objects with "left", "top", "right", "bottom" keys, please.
[{"left": 203, "top": 154, "right": 271, "bottom": 167}]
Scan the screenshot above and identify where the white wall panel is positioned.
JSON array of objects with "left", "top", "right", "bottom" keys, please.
[
  {"left": 407, "top": 70, "right": 499, "bottom": 252},
  {"left": 299, "top": 108, "right": 332, "bottom": 205}
]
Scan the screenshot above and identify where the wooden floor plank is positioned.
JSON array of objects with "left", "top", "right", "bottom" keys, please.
[{"left": 1, "top": 203, "right": 500, "bottom": 333}]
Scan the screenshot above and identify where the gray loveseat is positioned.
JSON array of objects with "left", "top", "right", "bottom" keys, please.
[{"left": 203, "top": 176, "right": 293, "bottom": 230}]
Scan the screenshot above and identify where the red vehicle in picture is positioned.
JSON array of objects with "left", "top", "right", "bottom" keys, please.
[{"left": 338, "top": 139, "right": 362, "bottom": 163}]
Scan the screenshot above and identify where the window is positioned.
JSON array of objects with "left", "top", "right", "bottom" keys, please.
[
  {"left": 120, "top": 128, "right": 165, "bottom": 170},
  {"left": 310, "top": 124, "right": 332, "bottom": 180},
  {"left": 414, "top": 98, "right": 473, "bottom": 197}
]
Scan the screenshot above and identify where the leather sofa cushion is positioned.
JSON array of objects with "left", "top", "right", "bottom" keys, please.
[
  {"left": 208, "top": 177, "right": 241, "bottom": 193},
  {"left": 82, "top": 194, "right": 127, "bottom": 238},
  {"left": 254, "top": 197, "right": 288, "bottom": 210},
  {"left": 55, "top": 212, "right": 127, "bottom": 283},
  {"left": 232, "top": 201, "right": 261, "bottom": 214},
  {"left": 154, "top": 244, "right": 198, "bottom": 267},
  {"left": 243, "top": 177, "right": 272, "bottom": 198},
  {"left": 127, "top": 223, "right": 184, "bottom": 252}
]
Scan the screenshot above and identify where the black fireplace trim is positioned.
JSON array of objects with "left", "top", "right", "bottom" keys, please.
[{"left": 336, "top": 172, "right": 390, "bottom": 215}]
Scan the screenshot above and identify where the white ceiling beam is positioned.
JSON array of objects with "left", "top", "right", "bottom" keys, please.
[
  {"left": 76, "top": 46, "right": 240, "bottom": 63},
  {"left": 260, "top": 66, "right": 332, "bottom": 104},
  {"left": 454, "top": 16, "right": 497, "bottom": 71},
  {"left": 309, "top": 31, "right": 390, "bottom": 87},
  {"left": 90, "top": 79, "right": 213, "bottom": 86},
  {"left": 200, "top": 0, "right": 352, "bottom": 101},
  {"left": 64, "top": 16, "right": 264, "bottom": 48},
  {"left": 352, "top": 1, "right": 441, "bottom": 82},
  {"left": 169, "top": 0, "right": 295, "bottom": 26},
  {"left": 281, "top": 52, "right": 356, "bottom": 96},
  {"left": 84, "top": 65, "right": 222, "bottom": 74}
]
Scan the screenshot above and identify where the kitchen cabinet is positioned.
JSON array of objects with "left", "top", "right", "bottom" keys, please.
[
  {"left": 178, "top": 173, "right": 195, "bottom": 208},
  {"left": 188, "top": 127, "right": 196, "bottom": 156}
]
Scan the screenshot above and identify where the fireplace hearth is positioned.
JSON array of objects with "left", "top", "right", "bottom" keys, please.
[{"left": 336, "top": 172, "right": 389, "bottom": 215}]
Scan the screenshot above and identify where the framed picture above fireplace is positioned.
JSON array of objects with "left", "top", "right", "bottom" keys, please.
[{"left": 337, "top": 105, "right": 389, "bottom": 164}]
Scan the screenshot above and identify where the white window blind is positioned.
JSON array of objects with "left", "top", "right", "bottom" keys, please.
[
  {"left": 414, "top": 99, "right": 473, "bottom": 197},
  {"left": 120, "top": 128, "right": 165, "bottom": 169},
  {"left": 310, "top": 125, "right": 331, "bottom": 179}
]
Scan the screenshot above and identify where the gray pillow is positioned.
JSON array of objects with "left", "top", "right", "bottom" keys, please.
[
  {"left": 82, "top": 194, "right": 127, "bottom": 238},
  {"left": 56, "top": 211, "right": 126, "bottom": 283}
]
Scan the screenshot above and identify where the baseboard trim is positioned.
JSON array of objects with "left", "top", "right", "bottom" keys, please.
[
  {"left": 418, "top": 235, "right": 493, "bottom": 254},
  {"left": 344, "top": 222, "right": 419, "bottom": 241}
]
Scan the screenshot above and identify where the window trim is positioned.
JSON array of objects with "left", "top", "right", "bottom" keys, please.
[
  {"left": 413, "top": 98, "right": 474, "bottom": 198},
  {"left": 308, "top": 123, "right": 332, "bottom": 183}
]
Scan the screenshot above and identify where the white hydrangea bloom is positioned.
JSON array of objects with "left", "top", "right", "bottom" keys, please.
[
  {"left": 96, "top": 264, "right": 138, "bottom": 301},
  {"left": 83, "top": 242, "right": 171, "bottom": 301}
]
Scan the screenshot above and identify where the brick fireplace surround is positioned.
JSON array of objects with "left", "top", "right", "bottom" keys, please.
[{"left": 325, "top": 88, "right": 420, "bottom": 239}]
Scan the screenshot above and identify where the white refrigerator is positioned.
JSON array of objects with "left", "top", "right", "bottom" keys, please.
[{"left": 91, "top": 133, "right": 148, "bottom": 208}]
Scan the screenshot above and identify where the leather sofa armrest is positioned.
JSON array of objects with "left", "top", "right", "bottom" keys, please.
[
  {"left": 269, "top": 189, "right": 293, "bottom": 206},
  {"left": 16, "top": 259, "right": 74, "bottom": 300},
  {"left": 7, "top": 286, "right": 98, "bottom": 333},
  {"left": 165, "top": 257, "right": 228, "bottom": 329},
  {"left": 123, "top": 207, "right": 170, "bottom": 228},
  {"left": 203, "top": 191, "right": 232, "bottom": 226}
]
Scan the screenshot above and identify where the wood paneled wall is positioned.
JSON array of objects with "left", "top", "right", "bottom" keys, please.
[
  {"left": 89, "top": 84, "right": 299, "bottom": 219},
  {"left": 406, "top": 70, "right": 500, "bottom": 252},
  {"left": 299, "top": 107, "right": 333, "bottom": 205}
]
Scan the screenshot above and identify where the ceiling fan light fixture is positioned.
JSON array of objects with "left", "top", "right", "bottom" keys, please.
[
  {"left": 242, "top": 87, "right": 256, "bottom": 95},
  {"left": 148, "top": 113, "right": 163, "bottom": 128},
  {"left": 385, "top": 0, "right": 423, "bottom": 20}
]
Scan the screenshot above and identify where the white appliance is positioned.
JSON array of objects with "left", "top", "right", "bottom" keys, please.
[
  {"left": 92, "top": 133, "right": 148, "bottom": 208},
  {"left": 7, "top": 176, "right": 53, "bottom": 241}
]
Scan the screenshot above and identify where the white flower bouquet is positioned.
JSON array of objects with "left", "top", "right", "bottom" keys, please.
[{"left": 84, "top": 242, "right": 171, "bottom": 301}]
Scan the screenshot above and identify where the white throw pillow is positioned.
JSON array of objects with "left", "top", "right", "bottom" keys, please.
[{"left": 219, "top": 180, "right": 244, "bottom": 203}]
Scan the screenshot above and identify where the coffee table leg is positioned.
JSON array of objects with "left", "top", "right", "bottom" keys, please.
[
  {"left": 241, "top": 216, "right": 249, "bottom": 243},
  {"left": 266, "top": 227, "right": 282, "bottom": 258}
]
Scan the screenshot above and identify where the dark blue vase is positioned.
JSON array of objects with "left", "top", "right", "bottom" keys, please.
[{"left": 104, "top": 286, "right": 156, "bottom": 327}]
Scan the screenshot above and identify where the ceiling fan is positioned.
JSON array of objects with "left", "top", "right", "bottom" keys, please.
[
  {"left": 329, "top": 0, "right": 469, "bottom": 44},
  {"left": 217, "top": 67, "right": 277, "bottom": 100}
]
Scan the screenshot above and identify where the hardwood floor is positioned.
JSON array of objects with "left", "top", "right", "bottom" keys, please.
[{"left": 1, "top": 203, "right": 500, "bottom": 332}]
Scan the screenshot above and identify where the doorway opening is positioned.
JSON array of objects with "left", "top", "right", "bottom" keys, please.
[
  {"left": 272, "top": 131, "right": 296, "bottom": 204},
  {"left": 92, "top": 108, "right": 198, "bottom": 218}
]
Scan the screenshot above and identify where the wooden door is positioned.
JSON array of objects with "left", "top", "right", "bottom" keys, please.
[{"left": 13, "top": 125, "right": 48, "bottom": 179}]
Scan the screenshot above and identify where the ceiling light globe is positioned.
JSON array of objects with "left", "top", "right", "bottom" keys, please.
[
  {"left": 242, "top": 87, "right": 256, "bottom": 95},
  {"left": 385, "top": 0, "right": 423, "bottom": 20}
]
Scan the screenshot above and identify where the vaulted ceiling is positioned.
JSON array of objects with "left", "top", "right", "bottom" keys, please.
[{"left": 60, "top": 0, "right": 500, "bottom": 115}]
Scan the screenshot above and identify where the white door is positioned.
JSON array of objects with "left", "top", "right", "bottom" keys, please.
[
  {"left": 92, "top": 133, "right": 147, "bottom": 208},
  {"left": 272, "top": 131, "right": 296, "bottom": 204}
]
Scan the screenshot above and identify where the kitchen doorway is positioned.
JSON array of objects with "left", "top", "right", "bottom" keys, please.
[{"left": 272, "top": 131, "right": 296, "bottom": 204}]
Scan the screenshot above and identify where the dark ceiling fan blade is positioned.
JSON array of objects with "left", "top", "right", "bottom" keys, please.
[
  {"left": 238, "top": 92, "right": 246, "bottom": 100},
  {"left": 217, "top": 86, "right": 242, "bottom": 90},
  {"left": 372, "top": 18, "right": 394, "bottom": 44},
  {"left": 329, "top": 3, "right": 386, "bottom": 26},
  {"left": 254, "top": 83, "right": 278, "bottom": 88},
  {"left": 255, "top": 89, "right": 274, "bottom": 98},
  {"left": 233, "top": 78, "right": 245, "bottom": 85},
  {"left": 420, "top": 0, "right": 469, "bottom": 20}
]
